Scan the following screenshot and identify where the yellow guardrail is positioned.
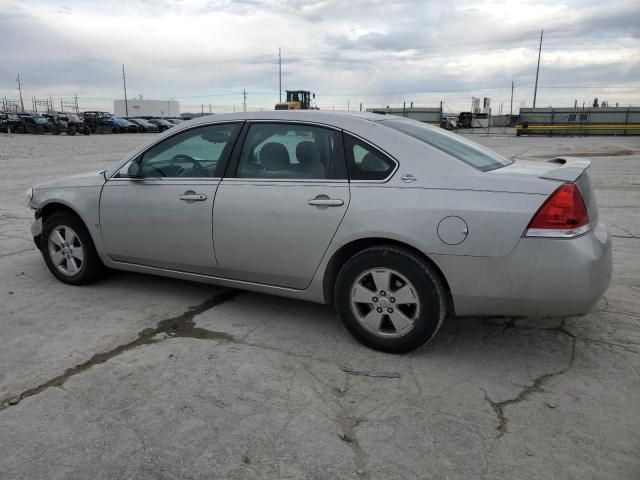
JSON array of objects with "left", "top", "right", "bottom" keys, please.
[{"left": 516, "top": 124, "right": 640, "bottom": 135}]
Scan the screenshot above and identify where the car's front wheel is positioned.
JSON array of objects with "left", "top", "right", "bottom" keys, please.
[
  {"left": 41, "top": 212, "right": 104, "bottom": 285},
  {"left": 335, "top": 247, "right": 448, "bottom": 353}
]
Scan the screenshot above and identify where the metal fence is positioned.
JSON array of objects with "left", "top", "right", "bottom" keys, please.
[{"left": 518, "top": 107, "right": 640, "bottom": 135}]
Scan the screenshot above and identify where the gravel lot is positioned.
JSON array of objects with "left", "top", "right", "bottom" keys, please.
[{"left": 1, "top": 131, "right": 639, "bottom": 479}]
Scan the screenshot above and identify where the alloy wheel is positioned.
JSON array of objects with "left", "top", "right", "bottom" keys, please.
[
  {"left": 349, "top": 268, "right": 421, "bottom": 338},
  {"left": 48, "top": 225, "right": 84, "bottom": 276}
]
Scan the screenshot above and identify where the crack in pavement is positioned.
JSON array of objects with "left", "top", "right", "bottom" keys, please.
[
  {"left": 341, "top": 367, "right": 401, "bottom": 379},
  {"left": 482, "top": 316, "right": 640, "bottom": 355},
  {"left": 337, "top": 412, "right": 369, "bottom": 478},
  {"left": 0, "top": 288, "right": 240, "bottom": 411},
  {"left": 610, "top": 224, "right": 639, "bottom": 239},
  {"left": 0, "top": 247, "right": 36, "bottom": 259},
  {"left": 481, "top": 319, "right": 578, "bottom": 437}
]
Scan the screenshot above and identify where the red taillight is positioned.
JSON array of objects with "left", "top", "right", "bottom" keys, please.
[{"left": 526, "top": 182, "right": 589, "bottom": 238}]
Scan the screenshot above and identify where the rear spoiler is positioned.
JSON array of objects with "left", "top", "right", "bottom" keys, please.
[{"left": 539, "top": 157, "right": 591, "bottom": 182}]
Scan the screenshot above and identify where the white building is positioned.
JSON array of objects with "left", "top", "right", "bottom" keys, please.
[{"left": 114, "top": 99, "right": 180, "bottom": 118}]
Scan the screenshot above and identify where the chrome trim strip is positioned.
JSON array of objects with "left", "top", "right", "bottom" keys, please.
[
  {"left": 525, "top": 224, "right": 590, "bottom": 238},
  {"left": 246, "top": 119, "right": 342, "bottom": 132},
  {"left": 220, "top": 178, "right": 348, "bottom": 185},
  {"left": 108, "top": 177, "right": 222, "bottom": 182}
]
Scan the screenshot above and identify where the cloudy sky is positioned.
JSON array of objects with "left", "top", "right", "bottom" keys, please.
[{"left": 1, "top": 0, "right": 639, "bottom": 114}]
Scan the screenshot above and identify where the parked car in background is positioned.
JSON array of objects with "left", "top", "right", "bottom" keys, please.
[
  {"left": 0, "top": 112, "right": 22, "bottom": 133},
  {"left": 127, "top": 118, "right": 160, "bottom": 133},
  {"left": 60, "top": 113, "right": 91, "bottom": 135},
  {"left": 26, "top": 111, "right": 612, "bottom": 353},
  {"left": 43, "top": 113, "right": 79, "bottom": 135},
  {"left": 146, "top": 118, "right": 174, "bottom": 132},
  {"left": 166, "top": 118, "right": 184, "bottom": 125},
  {"left": 83, "top": 111, "right": 114, "bottom": 134},
  {"left": 111, "top": 117, "right": 139, "bottom": 133},
  {"left": 18, "top": 114, "right": 54, "bottom": 134}
]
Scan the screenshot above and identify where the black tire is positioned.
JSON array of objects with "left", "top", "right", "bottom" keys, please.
[
  {"left": 41, "top": 211, "right": 104, "bottom": 285},
  {"left": 84, "top": 127, "right": 91, "bottom": 135},
  {"left": 112, "top": 127, "right": 119, "bottom": 134},
  {"left": 67, "top": 126, "right": 76, "bottom": 136},
  {"left": 335, "top": 247, "right": 447, "bottom": 353}
]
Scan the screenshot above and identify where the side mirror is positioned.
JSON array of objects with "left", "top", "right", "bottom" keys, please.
[{"left": 117, "top": 158, "right": 142, "bottom": 178}]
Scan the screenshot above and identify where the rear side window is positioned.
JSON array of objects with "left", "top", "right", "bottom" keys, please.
[
  {"left": 381, "top": 118, "right": 512, "bottom": 171},
  {"left": 344, "top": 134, "right": 396, "bottom": 181},
  {"left": 236, "top": 123, "right": 346, "bottom": 180}
]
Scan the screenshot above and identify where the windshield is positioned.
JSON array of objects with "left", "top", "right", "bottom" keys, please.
[{"left": 380, "top": 118, "right": 512, "bottom": 171}]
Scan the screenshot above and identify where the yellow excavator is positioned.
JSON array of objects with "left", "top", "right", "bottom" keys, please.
[{"left": 275, "top": 90, "right": 317, "bottom": 110}]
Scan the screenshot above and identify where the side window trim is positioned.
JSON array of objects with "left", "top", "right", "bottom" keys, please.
[
  {"left": 342, "top": 131, "right": 399, "bottom": 183},
  {"left": 224, "top": 121, "right": 348, "bottom": 181},
  {"left": 113, "top": 121, "right": 243, "bottom": 180}
]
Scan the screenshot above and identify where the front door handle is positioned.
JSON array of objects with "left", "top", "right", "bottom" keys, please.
[
  {"left": 308, "top": 195, "right": 344, "bottom": 207},
  {"left": 179, "top": 191, "right": 207, "bottom": 202}
]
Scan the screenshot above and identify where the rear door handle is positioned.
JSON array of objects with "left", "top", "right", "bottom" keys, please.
[
  {"left": 179, "top": 192, "right": 207, "bottom": 202},
  {"left": 308, "top": 196, "right": 344, "bottom": 207}
]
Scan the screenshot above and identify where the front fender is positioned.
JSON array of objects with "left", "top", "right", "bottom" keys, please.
[{"left": 31, "top": 186, "right": 104, "bottom": 254}]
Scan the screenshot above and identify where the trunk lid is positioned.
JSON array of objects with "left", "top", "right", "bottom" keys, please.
[{"left": 494, "top": 157, "right": 598, "bottom": 225}]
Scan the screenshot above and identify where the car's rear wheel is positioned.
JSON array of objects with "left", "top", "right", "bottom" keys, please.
[
  {"left": 335, "top": 247, "right": 447, "bottom": 353},
  {"left": 41, "top": 212, "right": 103, "bottom": 285},
  {"left": 67, "top": 126, "right": 76, "bottom": 136}
]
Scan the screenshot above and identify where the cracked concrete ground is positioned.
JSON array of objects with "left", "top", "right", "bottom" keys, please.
[{"left": 0, "top": 132, "right": 639, "bottom": 479}]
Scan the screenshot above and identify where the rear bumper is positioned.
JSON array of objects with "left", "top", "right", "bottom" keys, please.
[{"left": 436, "top": 221, "right": 613, "bottom": 317}]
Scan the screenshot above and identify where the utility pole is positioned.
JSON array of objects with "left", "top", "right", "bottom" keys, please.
[
  {"left": 533, "top": 29, "right": 543, "bottom": 108},
  {"left": 122, "top": 64, "right": 129, "bottom": 117},
  {"left": 243, "top": 89, "right": 247, "bottom": 112},
  {"left": 510, "top": 81, "right": 514, "bottom": 116},
  {"left": 347, "top": 99, "right": 350, "bottom": 111},
  {"left": 278, "top": 48, "right": 282, "bottom": 103},
  {"left": 16, "top": 74, "right": 24, "bottom": 112}
]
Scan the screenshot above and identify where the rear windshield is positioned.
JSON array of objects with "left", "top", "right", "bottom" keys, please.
[{"left": 380, "top": 118, "right": 512, "bottom": 171}]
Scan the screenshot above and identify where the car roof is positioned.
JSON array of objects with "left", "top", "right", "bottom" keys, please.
[{"left": 181, "top": 110, "right": 389, "bottom": 130}]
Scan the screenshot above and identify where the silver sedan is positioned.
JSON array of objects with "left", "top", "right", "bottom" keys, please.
[{"left": 26, "top": 111, "right": 612, "bottom": 353}]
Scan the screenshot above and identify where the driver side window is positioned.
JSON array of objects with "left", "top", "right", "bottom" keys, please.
[{"left": 139, "top": 123, "right": 240, "bottom": 178}]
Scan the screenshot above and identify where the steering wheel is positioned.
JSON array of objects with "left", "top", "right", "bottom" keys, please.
[{"left": 170, "top": 154, "right": 206, "bottom": 176}]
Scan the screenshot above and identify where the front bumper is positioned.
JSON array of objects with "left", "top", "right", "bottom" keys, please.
[
  {"left": 437, "top": 221, "right": 613, "bottom": 317},
  {"left": 31, "top": 216, "right": 43, "bottom": 250},
  {"left": 31, "top": 216, "right": 42, "bottom": 238}
]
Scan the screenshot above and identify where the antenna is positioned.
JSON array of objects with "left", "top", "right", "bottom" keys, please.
[{"left": 533, "top": 29, "right": 543, "bottom": 108}]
